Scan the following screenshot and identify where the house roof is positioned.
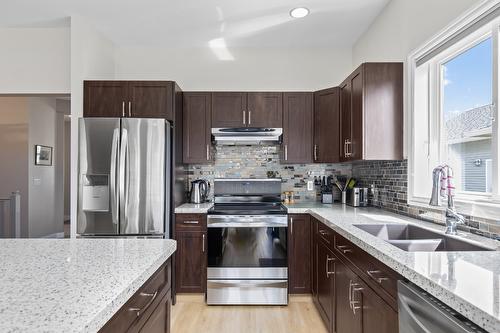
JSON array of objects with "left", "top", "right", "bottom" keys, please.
[{"left": 445, "top": 104, "right": 493, "bottom": 141}]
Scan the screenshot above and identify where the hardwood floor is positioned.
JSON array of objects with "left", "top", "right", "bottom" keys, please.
[{"left": 171, "top": 294, "right": 328, "bottom": 333}]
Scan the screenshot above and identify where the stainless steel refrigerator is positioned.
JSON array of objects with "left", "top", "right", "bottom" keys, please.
[{"left": 78, "top": 118, "right": 171, "bottom": 237}]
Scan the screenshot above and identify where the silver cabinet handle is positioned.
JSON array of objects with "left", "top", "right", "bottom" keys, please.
[
  {"left": 314, "top": 145, "right": 318, "bottom": 161},
  {"left": 367, "top": 270, "right": 389, "bottom": 284},
  {"left": 290, "top": 218, "right": 293, "bottom": 234},
  {"left": 183, "top": 220, "right": 199, "bottom": 224},
  {"left": 202, "top": 234, "right": 205, "bottom": 253},
  {"left": 128, "top": 290, "right": 158, "bottom": 318},
  {"left": 337, "top": 245, "right": 352, "bottom": 254},
  {"left": 248, "top": 110, "right": 251, "bottom": 125},
  {"left": 319, "top": 229, "right": 328, "bottom": 236},
  {"left": 351, "top": 283, "right": 363, "bottom": 314},
  {"left": 206, "top": 145, "right": 210, "bottom": 161},
  {"left": 344, "top": 139, "right": 348, "bottom": 158},
  {"left": 284, "top": 145, "right": 288, "bottom": 161},
  {"left": 122, "top": 101, "right": 126, "bottom": 117},
  {"left": 128, "top": 101, "right": 132, "bottom": 117},
  {"left": 243, "top": 110, "right": 246, "bottom": 125},
  {"left": 326, "top": 256, "right": 336, "bottom": 277}
]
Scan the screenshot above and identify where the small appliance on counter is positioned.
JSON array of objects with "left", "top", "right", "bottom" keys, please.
[
  {"left": 346, "top": 187, "right": 369, "bottom": 207},
  {"left": 190, "top": 179, "right": 210, "bottom": 203}
]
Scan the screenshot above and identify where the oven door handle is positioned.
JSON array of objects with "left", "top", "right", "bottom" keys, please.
[
  {"left": 208, "top": 280, "right": 288, "bottom": 289},
  {"left": 208, "top": 222, "right": 288, "bottom": 228}
]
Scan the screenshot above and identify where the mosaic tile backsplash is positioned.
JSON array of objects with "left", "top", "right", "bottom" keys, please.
[
  {"left": 352, "top": 160, "right": 500, "bottom": 240},
  {"left": 187, "top": 145, "right": 352, "bottom": 202}
]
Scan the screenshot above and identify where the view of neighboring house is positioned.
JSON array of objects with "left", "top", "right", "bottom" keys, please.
[{"left": 445, "top": 104, "right": 493, "bottom": 193}]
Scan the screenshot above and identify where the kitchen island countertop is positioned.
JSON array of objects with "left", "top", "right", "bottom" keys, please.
[{"left": 0, "top": 238, "right": 176, "bottom": 333}]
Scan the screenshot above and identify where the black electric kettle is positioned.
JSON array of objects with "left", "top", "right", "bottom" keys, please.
[{"left": 190, "top": 179, "right": 210, "bottom": 203}]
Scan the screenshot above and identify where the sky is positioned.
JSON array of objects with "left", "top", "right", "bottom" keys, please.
[{"left": 443, "top": 37, "right": 492, "bottom": 119}]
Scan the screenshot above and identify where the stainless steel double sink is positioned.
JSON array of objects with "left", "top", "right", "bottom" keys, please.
[{"left": 353, "top": 223, "right": 495, "bottom": 252}]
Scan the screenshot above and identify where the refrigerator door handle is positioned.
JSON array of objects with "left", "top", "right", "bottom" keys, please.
[
  {"left": 110, "top": 128, "right": 120, "bottom": 225},
  {"left": 119, "top": 128, "right": 128, "bottom": 230}
]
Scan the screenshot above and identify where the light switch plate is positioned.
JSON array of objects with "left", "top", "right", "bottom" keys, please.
[{"left": 307, "top": 181, "right": 314, "bottom": 191}]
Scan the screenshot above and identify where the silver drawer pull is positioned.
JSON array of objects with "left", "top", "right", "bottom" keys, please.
[
  {"left": 319, "top": 230, "right": 328, "bottom": 236},
  {"left": 367, "top": 270, "right": 389, "bottom": 284},
  {"left": 183, "top": 220, "right": 199, "bottom": 224},
  {"left": 337, "top": 245, "right": 352, "bottom": 254},
  {"left": 128, "top": 291, "right": 158, "bottom": 318},
  {"left": 326, "top": 256, "right": 336, "bottom": 277}
]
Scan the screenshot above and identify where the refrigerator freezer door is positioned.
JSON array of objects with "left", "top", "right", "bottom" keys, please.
[
  {"left": 120, "top": 118, "right": 167, "bottom": 235},
  {"left": 78, "top": 118, "right": 121, "bottom": 235}
]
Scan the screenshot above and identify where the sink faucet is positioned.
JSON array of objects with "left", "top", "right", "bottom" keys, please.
[{"left": 429, "top": 165, "right": 465, "bottom": 235}]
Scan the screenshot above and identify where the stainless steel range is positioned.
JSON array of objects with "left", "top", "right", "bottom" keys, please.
[{"left": 206, "top": 178, "right": 288, "bottom": 305}]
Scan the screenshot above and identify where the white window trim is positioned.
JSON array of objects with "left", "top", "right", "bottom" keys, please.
[{"left": 407, "top": 0, "right": 500, "bottom": 219}]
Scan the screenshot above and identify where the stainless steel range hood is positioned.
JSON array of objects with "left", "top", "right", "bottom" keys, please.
[{"left": 212, "top": 128, "right": 282, "bottom": 145}]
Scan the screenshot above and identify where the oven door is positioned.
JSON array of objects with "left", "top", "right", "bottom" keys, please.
[{"left": 207, "top": 215, "right": 288, "bottom": 279}]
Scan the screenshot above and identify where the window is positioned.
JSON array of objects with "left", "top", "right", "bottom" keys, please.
[{"left": 408, "top": 3, "right": 500, "bottom": 218}]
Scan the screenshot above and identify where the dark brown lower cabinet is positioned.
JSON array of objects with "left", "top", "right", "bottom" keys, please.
[
  {"left": 288, "top": 214, "right": 311, "bottom": 294},
  {"left": 136, "top": 290, "right": 171, "bottom": 333},
  {"left": 175, "top": 231, "right": 206, "bottom": 293},
  {"left": 316, "top": 240, "right": 335, "bottom": 332},
  {"left": 100, "top": 260, "right": 172, "bottom": 333},
  {"left": 311, "top": 218, "right": 400, "bottom": 333}
]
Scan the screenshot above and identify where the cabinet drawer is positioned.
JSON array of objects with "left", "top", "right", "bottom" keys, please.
[
  {"left": 316, "top": 221, "right": 334, "bottom": 249},
  {"left": 175, "top": 214, "right": 207, "bottom": 231},
  {"left": 100, "top": 260, "right": 171, "bottom": 333},
  {"left": 334, "top": 233, "right": 399, "bottom": 300}
]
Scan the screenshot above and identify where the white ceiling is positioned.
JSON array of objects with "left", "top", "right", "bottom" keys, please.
[{"left": 2, "top": 0, "right": 390, "bottom": 48}]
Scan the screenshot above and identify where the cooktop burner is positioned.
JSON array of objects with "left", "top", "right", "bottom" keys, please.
[{"left": 208, "top": 203, "right": 288, "bottom": 216}]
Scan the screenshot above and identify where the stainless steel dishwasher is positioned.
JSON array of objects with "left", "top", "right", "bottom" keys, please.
[{"left": 398, "top": 281, "right": 488, "bottom": 333}]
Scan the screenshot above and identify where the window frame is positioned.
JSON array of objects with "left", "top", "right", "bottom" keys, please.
[{"left": 407, "top": 0, "right": 500, "bottom": 219}]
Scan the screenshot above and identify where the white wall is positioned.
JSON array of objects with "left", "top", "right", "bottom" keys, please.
[
  {"left": 0, "top": 98, "right": 29, "bottom": 237},
  {"left": 70, "top": 15, "right": 115, "bottom": 237},
  {"left": 352, "top": 0, "right": 480, "bottom": 66},
  {"left": 27, "top": 97, "right": 64, "bottom": 237},
  {"left": 0, "top": 28, "right": 70, "bottom": 94},
  {"left": 115, "top": 46, "right": 352, "bottom": 90}
]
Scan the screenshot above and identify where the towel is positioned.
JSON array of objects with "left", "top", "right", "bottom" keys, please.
[{"left": 437, "top": 165, "right": 455, "bottom": 198}]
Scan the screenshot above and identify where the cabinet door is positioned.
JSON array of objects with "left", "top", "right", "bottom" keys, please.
[
  {"left": 183, "top": 93, "right": 212, "bottom": 164},
  {"left": 175, "top": 231, "right": 206, "bottom": 293},
  {"left": 340, "top": 80, "right": 351, "bottom": 162},
  {"left": 350, "top": 69, "right": 363, "bottom": 161},
  {"left": 246, "top": 92, "right": 283, "bottom": 128},
  {"left": 137, "top": 291, "right": 171, "bottom": 333},
  {"left": 313, "top": 88, "right": 340, "bottom": 163},
  {"left": 128, "top": 81, "right": 173, "bottom": 120},
  {"left": 311, "top": 219, "right": 318, "bottom": 299},
  {"left": 316, "top": 241, "right": 336, "bottom": 332},
  {"left": 288, "top": 215, "right": 311, "bottom": 294},
  {"left": 335, "top": 260, "right": 362, "bottom": 333},
  {"left": 282, "top": 93, "right": 313, "bottom": 164},
  {"left": 84, "top": 81, "right": 128, "bottom": 117},
  {"left": 355, "top": 279, "right": 398, "bottom": 333},
  {"left": 211, "top": 92, "right": 247, "bottom": 127}
]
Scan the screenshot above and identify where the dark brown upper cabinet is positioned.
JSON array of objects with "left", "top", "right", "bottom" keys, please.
[
  {"left": 246, "top": 92, "right": 283, "bottom": 127},
  {"left": 211, "top": 92, "right": 283, "bottom": 128},
  {"left": 84, "top": 81, "right": 174, "bottom": 120},
  {"left": 211, "top": 92, "right": 247, "bottom": 127},
  {"left": 340, "top": 63, "right": 403, "bottom": 161},
  {"left": 282, "top": 93, "right": 313, "bottom": 164},
  {"left": 183, "top": 92, "right": 212, "bottom": 164},
  {"left": 84, "top": 81, "right": 128, "bottom": 118},
  {"left": 313, "top": 87, "right": 341, "bottom": 163},
  {"left": 128, "top": 81, "right": 173, "bottom": 119}
]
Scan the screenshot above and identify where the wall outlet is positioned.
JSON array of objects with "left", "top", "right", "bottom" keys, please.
[
  {"left": 307, "top": 181, "right": 314, "bottom": 191},
  {"left": 33, "top": 178, "right": 42, "bottom": 186}
]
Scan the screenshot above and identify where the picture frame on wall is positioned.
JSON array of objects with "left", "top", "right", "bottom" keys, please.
[{"left": 35, "top": 145, "right": 53, "bottom": 166}]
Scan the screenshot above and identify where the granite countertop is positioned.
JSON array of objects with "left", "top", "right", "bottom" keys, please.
[
  {"left": 175, "top": 202, "right": 213, "bottom": 213},
  {"left": 0, "top": 238, "right": 176, "bottom": 333},
  {"left": 286, "top": 203, "right": 500, "bottom": 332}
]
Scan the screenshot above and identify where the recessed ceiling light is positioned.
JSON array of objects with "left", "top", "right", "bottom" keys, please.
[{"left": 290, "top": 7, "right": 309, "bottom": 18}]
